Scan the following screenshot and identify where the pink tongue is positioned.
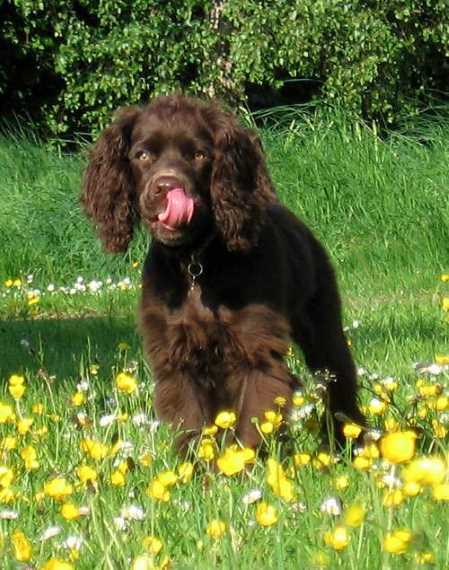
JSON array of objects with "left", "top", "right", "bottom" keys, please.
[{"left": 158, "top": 188, "right": 194, "bottom": 230}]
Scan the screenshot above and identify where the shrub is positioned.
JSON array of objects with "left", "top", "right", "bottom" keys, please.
[{"left": 1, "top": 0, "right": 448, "bottom": 135}]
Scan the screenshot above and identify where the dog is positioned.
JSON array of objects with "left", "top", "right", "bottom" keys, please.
[{"left": 82, "top": 94, "right": 364, "bottom": 451}]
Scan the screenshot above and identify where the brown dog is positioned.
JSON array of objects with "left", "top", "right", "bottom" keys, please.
[{"left": 82, "top": 95, "right": 364, "bottom": 451}]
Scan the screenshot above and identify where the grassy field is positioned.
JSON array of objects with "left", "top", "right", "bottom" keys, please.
[{"left": 0, "top": 109, "right": 448, "bottom": 569}]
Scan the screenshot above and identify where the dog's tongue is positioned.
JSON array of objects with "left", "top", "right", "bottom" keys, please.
[{"left": 158, "top": 188, "right": 194, "bottom": 230}]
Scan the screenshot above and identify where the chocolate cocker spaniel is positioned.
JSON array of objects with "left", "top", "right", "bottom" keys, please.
[{"left": 82, "top": 95, "right": 364, "bottom": 451}]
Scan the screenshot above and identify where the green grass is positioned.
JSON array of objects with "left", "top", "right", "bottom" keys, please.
[{"left": 0, "top": 109, "right": 448, "bottom": 569}]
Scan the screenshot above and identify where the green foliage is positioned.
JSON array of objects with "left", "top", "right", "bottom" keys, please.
[{"left": 1, "top": 0, "right": 448, "bottom": 134}]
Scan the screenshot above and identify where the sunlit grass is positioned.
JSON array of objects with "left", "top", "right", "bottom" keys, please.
[{"left": 1, "top": 110, "right": 449, "bottom": 568}]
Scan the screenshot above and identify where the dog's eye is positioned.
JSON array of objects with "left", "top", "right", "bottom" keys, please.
[
  {"left": 193, "top": 151, "right": 208, "bottom": 161},
  {"left": 136, "top": 150, "right": 153, "bottom": 162}
]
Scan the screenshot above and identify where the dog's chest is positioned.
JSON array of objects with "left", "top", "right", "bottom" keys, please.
[{"left": 165, "top": 287, "right": 243, "bottom": 385}]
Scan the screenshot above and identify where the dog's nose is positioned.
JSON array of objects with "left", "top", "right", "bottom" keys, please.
[{"left": 155, "top": 176, "right": 183, "bottom": 194}]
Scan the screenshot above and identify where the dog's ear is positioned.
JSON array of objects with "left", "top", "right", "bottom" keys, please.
[
  {"left": 209, "top": 112, "right": 277, "bottom": 252},
  {"left": 82, "top": 106, "right": 141, "bottom": 253}
]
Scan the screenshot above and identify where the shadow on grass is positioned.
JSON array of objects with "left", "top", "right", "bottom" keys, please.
[{"left": 0, "top": 316, "right": 142, "bottom": 381}]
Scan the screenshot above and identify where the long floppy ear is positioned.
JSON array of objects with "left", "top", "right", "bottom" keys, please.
[
  {"left": 210, "top": 113, "right": 277, "bottom": 252},
  {"left": 81, "top": 106, "right": 141, "bottom": 253}
]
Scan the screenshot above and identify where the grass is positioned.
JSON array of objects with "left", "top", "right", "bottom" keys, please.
[{"left": 0, "top": 108, "right": 448, "bottom": 569}]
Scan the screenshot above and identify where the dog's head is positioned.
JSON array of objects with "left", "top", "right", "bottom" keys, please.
[{"left": 82, "top": 95, "right": 276, "bottom": 252}]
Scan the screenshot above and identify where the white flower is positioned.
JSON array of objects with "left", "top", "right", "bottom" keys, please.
[
  {"left": 77, "top": 380, "right": 90, "bottom": 392},
  {"left": 242, "top": 489, "right": 262, "bottom": 505},
  {"left": 62, "top": 535, "right": 84, "bottom": 550},
  {"left": 78, "top": 506, "right": 90, "bottom": 516},
  {"left": 47, "top": 283, "right": 55, "bottom": 292},
  {"left": 382, "top": 473, "right": 402, "bottom": 488},
  {"left": 320, "top": 496, "right": 342, "bottom": 516},
  {"left": 121, "top": 504, "right": 145, "bottom": 520},
  {"left": 291, "top": 502, "right": 307, "bottom": 513},
  {"left": 0, "top": 509, "right": 18, "bottom": 520},
  {"left": 87, "top": 280, "right": 103, "bottom": 293},
  {"left": 113, "top": 516, "right": 127, "bottom": 531},
  {"left": 41, "top": 526, "right": 62, "bottom": 541},
  {"left": 99, "top": 414, "right": 116, "bottom": 427}
]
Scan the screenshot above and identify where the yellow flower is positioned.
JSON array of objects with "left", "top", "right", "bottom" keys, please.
[
  {"left": 131, "top": 554, "right": 154, "bottom": 570},
  {"left": 80, "top": 438, "right": 109, "bottom": 460},
  {"left": 147, "top": 479, "right": 170, "bottom": 502},
  {"left": 260, "top": 409, "right": 283, "bottom": 434},
  {"left": 402, "top": 456, "right": 446, "bottom": 486},
  {"left": 41, "top": 560, "right": 75, "bottom": 570},
  {"left": 71, "top": 392, "right": 86, "bottom": 407},
  {"left": 432, "top": 482, "right": 449, "bottom": 501},
  {"left": 158, "top": 470, "right": 178, "bottom": 487},
  {"left": 216, "top": 445, "right": 255, "bottom": 476},
  {"left": 9, "top": 383, "right": 25, "bottom": 400},
  {"left": 352, "top": 456, "right": 372, "bottom": 471},
  {"left": 1, "top": 436, "right": 17, "bottom": 450},
  {"left": 441, "top": 274, "right": 449, "bottom": 282},
  {"left": 255, "top": 501, "right": 278, "bottom": 527},
  {"left": 266, "top": 458, "right": 296, "bottom": 502},
  {"left": 142, "top": 535, "right": 163, "bottom": 555},
  {"left": 418, "top": 383, "right": 441, "bottom": 398},
  {"left": 20, "top": 445, "right": 39, "bottom": 470},
  {"left": 383, "top": 529, "right": 413, "bottom": 555},
  {"left": 415, "top": 551, "right": 435, "bottom": 565},
  {"left": 0, "top": 487, "right": 16, "bottom": 503},
  {"left": 115, "top": 372, "right": 138, "bottom": 394},
  {"left": 403, "top": 481, "right": 422, "bottom": 497},
  {"left": 138, "top": 451, "right": 153, "bottom": 467},
  {"left": 214, "top": 411, "right": 237, "bottom": 429},
  {"left": 384, "top": 417, "right": 400, "bottom": 431},
  {"left": 202, "top": 424, "right": 218, "bottom": 436},
  {"left": 61, "top": 502, "right": 81, "bottom": 520},
  {"left": 118, "top": 341, "right": 130, "bottom": 351},
  {"left": 367, "top": 398, "right": 387, "bottom": 415},
  {"left": 26, "top": 291, "right": 40, "bottom": 305},
  {"left": 379, "top": 430, "right": 417, "bottom": 464},
  {"left": 435, "top": 354, "right": 449, "bottom": 365},
  {"left": 435, "top": 395, "right": 449, "bottom": 411},
  {"left": 334, "top": 475, "right": 350, "bottom": 491},
  {"left": 323, "top": 525, "right": 350, "bottom": 551},
  {"left": 17, "top": 417, "right": 33, "bottom": 435},
  {"left": 206, "top": 519, "right": 226, "bottom": 539},
  {"left": 178, "top": 462, "right": 194, "bottom": 483},
  {"left": 0, "top": 402, "right": 15, "bottom": 423},
  {"left": 76, "top": 464, "right": 98, "bottom": 483},
  {"left": 9, "top": 374, "right": 25, "bottom": 386},
  {"left": 315, "top": 452, "right": 334, "bottom": 468},
  {"left": 442, "top": 297, "right": 449, "bottom": 312},
  {"left": 0, "top": 466, "right": 14, "bottom": 488},
  {"left": 32, "top": 403, "right": 44, "bottom": 415},
  {"left": 342, "top": 422, "right": 362, "bottom": 439},
  {"left": 11, "top": 529, "right": 32, "bottom": 562},
  {"left": 274, "top": 396, "right": 287, "bottom": 407},
  {"left": 343, "top": 504, "right": 366, "bottom": 527},
  {"left": 293, "top": 453, "right": 311, "bottom": 467},
  {"left": 432, "top": 420, "right": 447, "bottom": 438},
  {"left": 43, "top": 477, "right": 74, "bottom": 501},
  {"left": 292, "top": 392, "right": 305, "bottom": 407},
  {"left": 383, "top": 489, "right": 405, "bottom": 508},
  {"left": 198, "top": 438, "right": 216, "bottom": 462},
  {"left": 111, "top": 470, "right": 126, "bottom": 486}
]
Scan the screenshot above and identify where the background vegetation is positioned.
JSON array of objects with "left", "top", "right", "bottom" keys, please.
[{"left": 1, "top": 0, "right": 449, "bottom": 137}]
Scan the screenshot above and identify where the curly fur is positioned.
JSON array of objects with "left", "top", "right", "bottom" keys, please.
[{"left": 82, "top": 94, "right": 364, "bottom": 452}]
